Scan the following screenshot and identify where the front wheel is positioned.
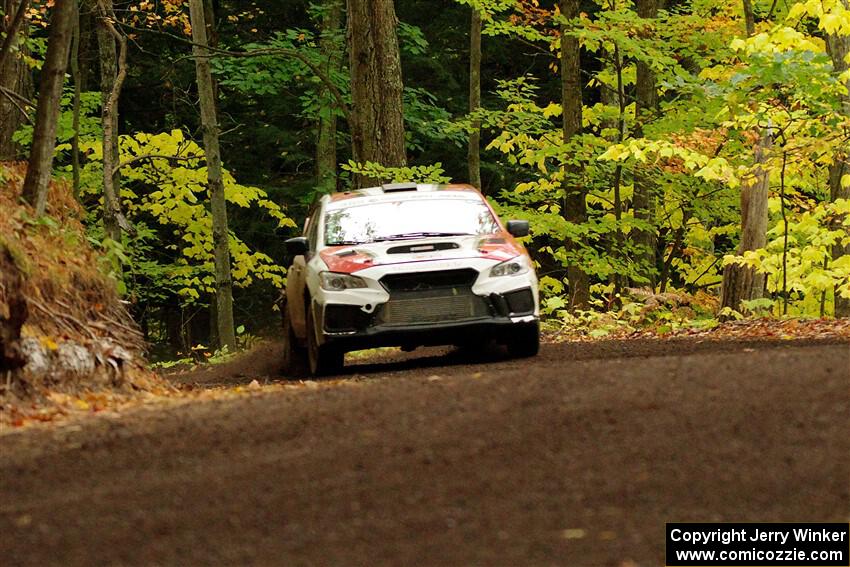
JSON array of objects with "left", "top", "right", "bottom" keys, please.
[
  {"left": 306, "top": 306, "right": 344, "bottom": 376},
  {"left": 506, "top": 321, "right": 540, "bottom": 358},
  {"left": 281, "top": 305, "right": 307, "bottom": 377}
]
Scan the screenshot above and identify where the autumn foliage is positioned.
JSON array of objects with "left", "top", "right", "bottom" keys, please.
[{"left": 0, "top": 163, "right": 158, "bottom": 396}]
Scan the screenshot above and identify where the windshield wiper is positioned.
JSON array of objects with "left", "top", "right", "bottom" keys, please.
[
  {"left": 371, "top": 232, "right": 471, "bottom": 242},
  {"left": 326, "top": 240, "right": 364, "bottom": 246}
]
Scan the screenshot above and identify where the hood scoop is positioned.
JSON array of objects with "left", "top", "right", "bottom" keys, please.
[{"left": 387, "top": 242, "right": 460, "bottom": 255}]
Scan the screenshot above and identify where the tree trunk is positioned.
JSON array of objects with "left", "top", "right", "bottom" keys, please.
[
  {"left": 96, "top": 0, "right": 125, "bottom": 243},
  {"left": 0, "top": 0, "right": 28, "bottom": 69},
  {"left": 0, "top": 0, "right": 33, "bottom": 161},
  {"left": 316, "top": 0, "right": 343, "bottom": 194},
  {"left": 70, "top": 0, "right": 81, "bottom": 198},
  {"left": 0, "top": 242, "right": 28, "bottom": 373},
  {"left": 77, "top": 0, "right": 95, "bottom": 91},
  {"left": 203, "top": 0, "right": 218, "bottom": 49},
  {"left": 21, "top": 0, "right": 75, "bottom": 214},
  {"left": 346, "top": 0, "right": 406, "bottom": 187},
  {"left": 719, "top": 0, "right": 769, "bottom": 315},
  {"left": 188, "top": 0, "right": 236, "bottom": 349},
  {"left": 631, "top": 0, "right": 659, "bottom": 287},
  {"left": 610, "top": 43, "right": 627, "bottom": 299},
  {"left": 826, "top": 6, "right": 850, "bottom": 317},
  {"left": 467, "top": 6, "right": 482, "bottom": 190},
  {"left": 560, "top": 0, "right": 589, "bottom": 310},
  {"left": 599, "top": 49, "right": 620, "bottom": 294},
  {"left": 741, "top": 0, "right": 756, "bottom": 36},
  {"left": 720, "top": 130, "right": 770, "bottom": 312}
]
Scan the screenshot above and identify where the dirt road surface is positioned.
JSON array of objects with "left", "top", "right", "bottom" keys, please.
[{"left": 1, "top": 339, "right": 848, "bottom": 566}]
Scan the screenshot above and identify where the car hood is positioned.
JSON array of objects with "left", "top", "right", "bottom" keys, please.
[{"left": 319, "top": 234, "right": 522, "bottom": 274}]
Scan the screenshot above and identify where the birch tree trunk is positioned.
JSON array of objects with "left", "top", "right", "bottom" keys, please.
[
  {"left": 720, "top": 0, "right": 769, "bottom": 314},
  {"left": 316, "top": 0, "right": 343, "bottom": 194},
  {"left": 560, "top": 0, "right": 589, "bottom": 310},
  {"left": 21, "top": 0, "right": 75, "bottom": 214},
  {"left": 347, "top": 0, "right": 406, "bottom": 187},
  {"left": 468, "top": 6, "right": 482, "bottom": 190},
  {"left": 188, "top": 0, "right": 236, "bottom": 349},
  {"left": 825, "top": 1, "right": 850, "bottom": 317}
]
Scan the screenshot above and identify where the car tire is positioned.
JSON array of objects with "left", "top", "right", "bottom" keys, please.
[
  {"left": 281, "top": 305, "right": 307, "bottom": 377},
  {"left": 306, "top": 306, "right": 344, "bottom": 376},
  {"left": 506, "top": 321, "right": 540, "bottom": 358}
]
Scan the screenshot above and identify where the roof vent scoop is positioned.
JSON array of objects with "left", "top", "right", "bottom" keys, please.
[{"left": 382, "top": 182, "right": 418, "bottom": 193}]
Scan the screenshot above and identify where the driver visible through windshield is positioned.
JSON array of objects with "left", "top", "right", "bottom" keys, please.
[{"left": 324, "top": 198, "right": 500, "bottom": 246}]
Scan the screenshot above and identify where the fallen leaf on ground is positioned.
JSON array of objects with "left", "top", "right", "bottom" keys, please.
[{"left": 562, "top": 528, "right": 586, "bottom": 540}]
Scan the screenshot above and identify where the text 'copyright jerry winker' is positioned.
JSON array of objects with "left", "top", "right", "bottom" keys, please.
[{"left": 666, "top": 523, "right": 849, "bottom": 566}]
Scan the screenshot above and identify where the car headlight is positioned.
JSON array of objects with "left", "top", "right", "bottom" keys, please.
[
  {"left": 320, "top": 272, "right": 368, "bottom": 291},
  {"left": 490, "top": 256, "right": 529, "bottom": 277}
]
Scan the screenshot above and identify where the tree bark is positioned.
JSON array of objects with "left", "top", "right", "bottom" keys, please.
[
  {"left": 0, "top": 0, "right": 28, "bottom": 69},
  {"left": 0, "top": 0, "right": 33, "bottom": 161},
  {"left": 21, "top": 0, "right": 75, "bottom": 214},
  {"left": 70, "top": 0, "right": 81, "bottom": 198},
  {"left": 611, "top": 43, "right": 627, "bottom": 298},
  {"left": 316, "top": 0, "right": 343, "bottom": 194},
  {"left": 719, "top": 0, "right": 770, "bottom": 315},
  {"left": 346, "top": 0, "right": 406, "bottom": 187},
  {"left": 741, "top": 0, "right": 756, "bottom": 36},
  {"left": 0, "top": 242, "right": 28, "bottom": 373},
  {"left": 188, "top": 0, "right": 236, "bottom": 349},
  {"left": 720, "top": 130, "right": 770, "bottom": 312},
  {"left": 825, "top": 4, "right": 850, "bottom": 317},
  {"left": 631, "top": 0, "right": 659, "bottom": 287},
  {"left": 560, "top": 0, "right": 589, "bottom": 310},
  {"left": 467, "top": 6, "right": 482, "bottom": 190},
  {"left": 76, "top": 0, "right": 95, "bottom": 91},
  {"left": 599, "top": 47, "right": 621, "bottom": 294},
  {"left": 96, "top": 0, "right": 125, "bottom": 243}
]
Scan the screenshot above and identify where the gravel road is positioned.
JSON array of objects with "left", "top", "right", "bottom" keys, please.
[{"left": 1, "top": 338, "right": 848, "bottom": 566}]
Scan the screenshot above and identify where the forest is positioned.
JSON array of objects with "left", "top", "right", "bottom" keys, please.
[
  {"left": 1, "top": 0, "right": 849, "bottom": 361},
  {"left": 1, "top": 1, "right": 849, "bottom": 562}
]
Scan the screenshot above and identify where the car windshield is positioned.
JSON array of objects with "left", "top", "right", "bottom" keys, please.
[{"left": 324, "top": 198, "right": 500, "bottom": 246}]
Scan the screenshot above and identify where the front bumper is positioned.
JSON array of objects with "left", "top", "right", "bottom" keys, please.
[
  {"left": 316, "top": 287, "right": 538, "bottom": 351},
  {"left": 320, "top": 311, "right": 538, "bottom": 351}
]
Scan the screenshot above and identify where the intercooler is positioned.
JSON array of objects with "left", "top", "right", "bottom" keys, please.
[
  {"left": 377, "top": 293, "right": 490, "bottom": 326},
  {"left": 376, "top": 269, "right": 490, "bottom": 326}
]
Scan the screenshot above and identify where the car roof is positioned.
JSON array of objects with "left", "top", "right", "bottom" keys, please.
[{"left": 323, "top": 183, "right": 484, "bottom": 210}]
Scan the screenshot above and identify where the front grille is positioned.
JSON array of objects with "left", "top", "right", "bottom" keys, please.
[
  {"left": 379, "top": 269, "right": 478, "bottom": 293},
  {"left": 375, "top": 269, "right": 488, "bottom": 326},
  {"left": 377, "top": 293, "right": 490, "bottom": 326}
]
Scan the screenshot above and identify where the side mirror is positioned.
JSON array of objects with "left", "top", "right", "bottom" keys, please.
[
  {"left": 506, "top": 220, "right": 530, "bottom": 237},
  {"left": 285, "top": 236, "right": 309, "bottom": 256}
]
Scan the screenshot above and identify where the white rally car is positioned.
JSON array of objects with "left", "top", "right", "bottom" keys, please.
[{"left": 280, "top": 183, "right": 540, "bottom": 375}]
